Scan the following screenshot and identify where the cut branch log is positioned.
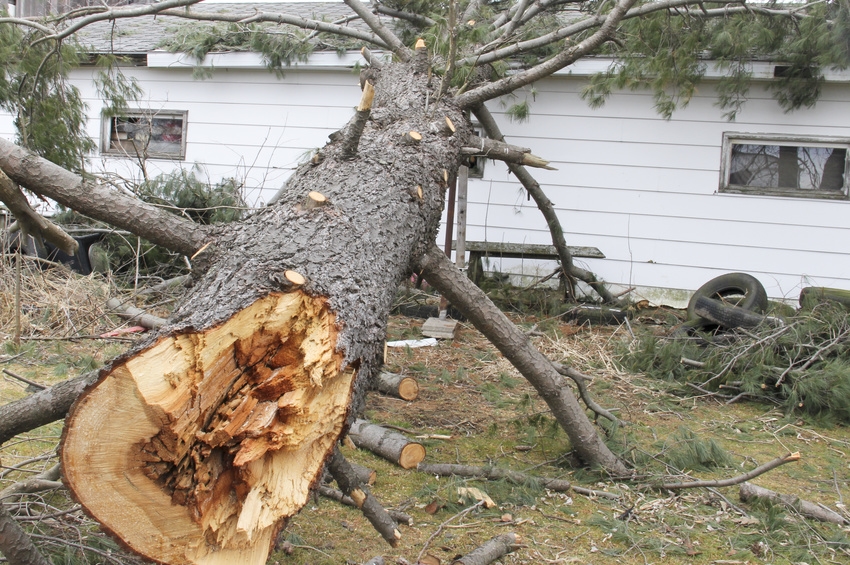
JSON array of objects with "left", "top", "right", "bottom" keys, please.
[
  {"left": 327, "top": 447, "right": 401, "bottom": 546},
  {"left": 416, "top": 244, "right": 629, "bottom": 476},
  {"left": 348, "top": 419, "right": 425, "bottom": 469},
  {"left": 374, "top": 371, "right": 419, "bottom": 401},
  {"left": 739, "top": 481, "right": 848, "bottom": 524},
  {"left": 452, "top": 533, "right": 522, "bottom": 565},
  {"left": 106, "top": 297, "right": 167, "bottom": 330},
  {"left": 0, "top": 168, "right": 78, "bottom": 256},
  {"left": 460, "top": 137, "right": 554, "bottom": 170}
]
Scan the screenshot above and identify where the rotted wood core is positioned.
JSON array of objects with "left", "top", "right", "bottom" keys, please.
[{"left": 62, "top": 291, "right": 353, "bottom": 565}]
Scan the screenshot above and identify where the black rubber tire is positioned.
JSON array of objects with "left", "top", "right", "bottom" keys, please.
[
  {"left": 693, "top": 295, "right": 772, "bottom": 330},
  {"left": 686, "top": 273, "right": 769, "bottom": 320}
]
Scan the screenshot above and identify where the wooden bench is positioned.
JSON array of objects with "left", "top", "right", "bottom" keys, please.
[{"left": 452, "top": 241, "right": 605, "bottom": 284}]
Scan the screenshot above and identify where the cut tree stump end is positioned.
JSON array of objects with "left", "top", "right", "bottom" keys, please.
[{"left": 62, "top": 291, "right": 353, "bottom": 565}]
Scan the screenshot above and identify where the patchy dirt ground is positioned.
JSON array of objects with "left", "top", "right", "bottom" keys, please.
[{"left": 1, "top": 264, "right": 849, "bottom": 565}]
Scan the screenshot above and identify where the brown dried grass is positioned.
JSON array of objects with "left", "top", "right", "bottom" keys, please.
[{"left": 0, "top": 253, "right": 116, "bottom": 341}]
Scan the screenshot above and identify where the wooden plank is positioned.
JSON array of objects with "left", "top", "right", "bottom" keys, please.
[{"left": 452, "top": 240, "right": 605, "bottom": 259}]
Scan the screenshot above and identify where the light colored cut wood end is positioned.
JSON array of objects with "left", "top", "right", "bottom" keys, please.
[
  {"left": 445, "top": 116, "right": 455, "bottom": 133},
  {"left": 398, "top": 442, "right": 426, "bottom": 469},
  {"left": 415, "top": 38, "right": 426, "bottom": 50},
  {"left": 398, "top": 377, "right": 419, "bottom": 401}
]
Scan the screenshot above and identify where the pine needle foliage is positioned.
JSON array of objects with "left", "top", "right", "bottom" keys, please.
[
  {"left": 582, "top": 1, "right": 850, "bottom": 120},
  {"left": 662, "top": 427, "right": 734, "bottom": 471},
  {"left": 620, "top": 302, "right": 850, "bottom": 423},
  {"left": 0, "top": 20, "right": 93, "bottom": 171}
]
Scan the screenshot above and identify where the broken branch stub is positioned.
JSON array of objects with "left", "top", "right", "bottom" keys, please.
[{"left": 62, "top": 291, "right": 353, "bottom": 565}]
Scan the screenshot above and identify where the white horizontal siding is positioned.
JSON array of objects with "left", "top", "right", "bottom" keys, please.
[
  {"left": 4, "top": 61, "right": 850, "bottom": 303},
  {"left": 466, "top": 77, "right": 850, "bottom": 303},
  {"left": 67, "top": 66, "right": 361, "bottom": 206}
]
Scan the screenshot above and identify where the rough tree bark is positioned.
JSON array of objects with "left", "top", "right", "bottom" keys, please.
[
  {"left": 55, "top": 62, "right": 471, "bottom": 565},
  {"left": 0, "top": 3, "right": 637, "bottom": 559}
]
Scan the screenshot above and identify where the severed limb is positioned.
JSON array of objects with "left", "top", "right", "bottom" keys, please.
[
  {"left": 739, "top": 481, "right": 848, "bottom": 525},
  {"left": 0, "top": 372, "right": 96, "bottom": 446},
  {"left": 317, "top": 485, "right": 413, "bottom": 526},
  {"left": 341, "top": 81, "right": 376, "bottom": 159},
  {"left": 417, "top": 244, "right": 629, "bottom": 477},
  {"left": 452, "top": 532, "right": 522, "bottom": 565},
  {"left": 417, "top": 462, "right": 620, "bottom": 500},
  {"left": 0, "top": 168, "right": 78, "bottom": 255},
  {"left": 326, "top": 446, "right": 402, "bottom": 546},
  {"left": 348, "top": 419, "right": 425, "bottom": 469},
  {"left": 656, "top": 452, "right": 800, "bottom": 490},
  {"left": 470, "top": 104, "right": 623, "bottom": 305},
  {"left": 460, "top": 137, "right": 554, "bottom": 170}
]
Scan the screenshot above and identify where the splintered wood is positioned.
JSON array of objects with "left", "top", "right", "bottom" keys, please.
[{"left": 62, "top": 291, "right": 352, "bottom": 565}]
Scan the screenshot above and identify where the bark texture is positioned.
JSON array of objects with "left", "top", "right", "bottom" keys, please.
[
  {"left": 59, "top": 62, "right": 469, "bottom": 565},
  {"left": 0, "top": 373, "right": 96, "bottom": 446}
]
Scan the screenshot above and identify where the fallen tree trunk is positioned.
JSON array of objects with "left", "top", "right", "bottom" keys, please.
[
  {"left": 417, "top": 462, "right": 572, "bottom": 492},
  {"left": 58, "top": 62, "right": 468, "bottom": 565}
]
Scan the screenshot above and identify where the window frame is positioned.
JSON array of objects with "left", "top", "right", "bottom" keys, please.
[
  {"left": 719, "top": 132, "right": 850, "bottom": 200},
  {"left": 101, "top": 109, "right": 188, "bottom": 160}
]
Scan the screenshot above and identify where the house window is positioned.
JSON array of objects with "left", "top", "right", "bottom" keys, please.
[
  {"left": 721, "top": 133, "right": 849, "bottom": 199},
  {"left": 103, "top": 110, "right": 187, "bottom": 159}
]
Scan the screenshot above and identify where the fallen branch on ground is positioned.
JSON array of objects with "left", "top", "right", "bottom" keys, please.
[
  {"left": 739, "top": 482, "right": 848, "bottom": 524},
  {"left": 452, "top": 532, "right": 522, "bottom": 565},
  {"left": 327, "top": 446, "right": 401, "bottom": 546},
  {"left": 317, "top": 485, "right": 413, "bottom": 526},
  {"left": 655, "top": 452, "right": 800, "bottom": 490},
  {"left": 105, "top": 297, "right": 167, "bottom": 330}
]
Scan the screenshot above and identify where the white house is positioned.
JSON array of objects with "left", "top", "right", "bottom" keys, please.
[{"left": 2, "top": 2, "right": 849, "bottom": 305}]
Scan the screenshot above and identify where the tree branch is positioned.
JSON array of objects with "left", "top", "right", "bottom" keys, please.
[
  {"left": 0, "top": 373, "right": 96, "bottom": 446},
  {"left": 416, "top": 244, "right": 629, "bottom": 477},
  {"left": 460, "top": 136, "right": 554, "bottom": 169},
  {"left": 0, "top": 168, "right": 78, "bottom": 255},
  {"left": 47, "top": 0, "right": 204, "bottom": 42},
  {"left": 0, "top": 503, "right": 52, "bottom": 565},
  {"left": 471, "top": 104, "right": 623, "bottom": 304},
  {"left": 656, "top": 452, "right": 800, "bottom": 490},
  {"left": 345, "top": 0, "right": 413, "bottom": 61},
  {"left": 0, "top": 138, "right": 209, "bottom": 258},
  {"left": 460, "top": 0, "right": 745, "bottom": 68},
  {"left": 455, "top": 0, "right": 638, "bottom": 108},
  {"left": 327, "top": 446, "right": 402, "bottom": 546},
  {"left": 341, "top": 80, "right": 376, "bottom": 159},
  {"left": 372, "top": 2, "right": 436, "bottom": 28},
  {"left": 157, "top": 7, "right": 390, "bottom": 49}
]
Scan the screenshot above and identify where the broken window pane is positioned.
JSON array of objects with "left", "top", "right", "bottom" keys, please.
[
  {"left": 104, "top": 111, "right": 187, "bottom": 159},
  {"left": 726, "top": 140, "right": 847, "bottom": 198}
]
